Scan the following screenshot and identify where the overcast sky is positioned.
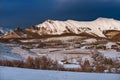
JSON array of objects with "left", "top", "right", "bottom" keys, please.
[{"left": 0, "top": 0, "right": 120, "bottom": 28}]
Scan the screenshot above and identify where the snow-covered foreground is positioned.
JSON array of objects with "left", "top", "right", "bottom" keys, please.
[{"left": 0, "top": 67, "right": 120, "bottom": 80}]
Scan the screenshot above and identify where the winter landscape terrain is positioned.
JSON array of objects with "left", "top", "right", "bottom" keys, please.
[{"left": 0, "top": 18, "right": 120, "bottom": 80}]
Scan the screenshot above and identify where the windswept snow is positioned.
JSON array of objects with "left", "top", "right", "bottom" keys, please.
[
  {"left": 0, "top": 43, "right": 23, "bottom": 60},
  {"left": 11, "top": 47, "right": 36, "bottom": 59},
  {"left": 0, "top": 66, "right": 120, "bottom": 80}
]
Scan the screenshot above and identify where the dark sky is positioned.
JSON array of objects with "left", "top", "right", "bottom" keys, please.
[{"left": 0, "top": 0, "right": 120, "bottom": 29}]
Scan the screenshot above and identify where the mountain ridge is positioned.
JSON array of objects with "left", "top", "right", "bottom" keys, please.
[
  {"left": 0, "top": 18, "right": 120, "bottom": 40},
  {"left": 36, "top": 17, "right": 120, "bottom": 37}
]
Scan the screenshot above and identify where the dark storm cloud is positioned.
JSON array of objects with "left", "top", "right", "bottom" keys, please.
[
  {"left": 54, "top": 0, "right": 120, "bottom": 20},
  {"left": 0, "top": 0, "right": 55, "bottom": 28},
  {"left": 0, "top": 0, "right": 120, "bottom": 28}
]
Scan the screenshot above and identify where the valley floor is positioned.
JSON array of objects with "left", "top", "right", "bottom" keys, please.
[{"left": 0, "top": 66, "right": 120, "bottom": 80}]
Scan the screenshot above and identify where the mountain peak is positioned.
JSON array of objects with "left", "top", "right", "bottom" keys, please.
[{"left": 95, "top": 17, "right": 115, "bottom": 21}]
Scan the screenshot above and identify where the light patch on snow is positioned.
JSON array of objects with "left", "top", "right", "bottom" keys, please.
[
  {"left": 106, "top": 42, "right": 117, "bottom": 49},
  {"left": 58, "top": 59, "right": 80, "bottom": 69},
  {"left": 82, "top": 38, "right": 97, "bottom": 44},
  {"left": 99, "top": 50, "right": 120, "bottom": 60},
  {"left": 63, "top": 64, "right": 80, "bottom": 69},
  {"left": 20, "top": 39, "right": 41, "bottom": 43}
]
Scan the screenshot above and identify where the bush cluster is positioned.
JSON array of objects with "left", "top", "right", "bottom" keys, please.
[
  {"left": 0, "top": 55, "right": 119, "bottom": 73},
  {"left": 0, "top": 56, "right": 61, "bottom": 70}
]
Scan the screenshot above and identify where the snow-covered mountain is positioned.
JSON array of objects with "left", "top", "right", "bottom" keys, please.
[
  {"left": 36, "top": 18, "right": 120, "bottom": 37},
  {"left": 1, "top": 18, "right": 120, "bottom": 39},
  {"left": 0, "top": 27, "right": 11, "bottom": 36}
]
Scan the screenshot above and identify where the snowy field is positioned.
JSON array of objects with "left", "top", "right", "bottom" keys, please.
[{"left": 0, "top": 66, "right": 120, "bottom": 80}]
